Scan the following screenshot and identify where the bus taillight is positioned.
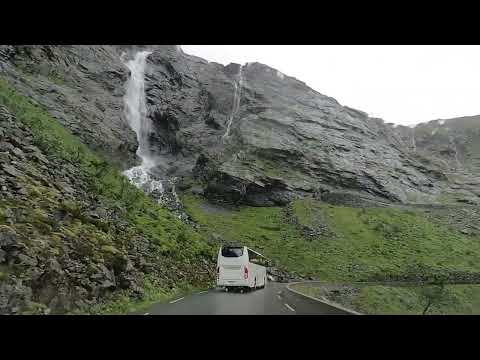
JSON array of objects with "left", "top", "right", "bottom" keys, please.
[{"left": 244, "top": 266, "right": 249, "bottom": 279}]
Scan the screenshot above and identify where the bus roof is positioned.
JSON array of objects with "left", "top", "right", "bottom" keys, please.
[{"left": 221, "top": 244, "right": 267, "bottom": 260}]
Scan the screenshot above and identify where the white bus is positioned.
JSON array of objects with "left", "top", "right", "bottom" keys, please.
[{"left": 217, "top": 245, "right": 268, "bottom": 292}]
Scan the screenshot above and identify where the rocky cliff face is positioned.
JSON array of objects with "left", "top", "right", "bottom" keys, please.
[
  {"left": 140, "top": 48, "right": 458, "bottom": 206},
  {"left": 154, "top": 49, "right": 480, "bottom": 206},
  {"left": 2, "top": 45, "right": 478, "bottom": 207},
  {"left": 395, "top": 116, "right": 480, "bottom": 204}
]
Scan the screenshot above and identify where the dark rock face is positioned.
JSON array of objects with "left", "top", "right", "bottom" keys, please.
[{"left": 140, "top": 50, "right": 454, "bottom": 205}]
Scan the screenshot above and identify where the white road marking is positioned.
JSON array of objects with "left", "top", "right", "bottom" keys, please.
[
  {"left": 144, "top": 313, "right": 149, "bottom": 315},
  {"left": 169, "top": 297, "right": 185, "bottom": 304},
  {"left": 284, "top": 303, "right": 295, "bottom": 312},
  {"left": 197, "top": 291, "right": 208, "bottom": 295}
]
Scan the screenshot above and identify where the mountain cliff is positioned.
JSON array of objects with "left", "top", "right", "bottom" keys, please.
[{"left": 2, "top": 45, "right": 478, "bottom": 207}]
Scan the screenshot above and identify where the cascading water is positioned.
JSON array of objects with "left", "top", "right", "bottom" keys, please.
[
  {"left": 411, "top": 132, "right": 417, "bottom": 152},
  {"left": 223, "top": 65, "right": 244, "bottom": 140},
  {"left": 449, "top": 135, "right": 461, "bottom": 169},
  {"left": 121, "top": 50, "right": 164, "bottom": 194}
]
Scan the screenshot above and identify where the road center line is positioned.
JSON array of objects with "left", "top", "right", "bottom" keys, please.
[
  {"left": 144, "top": 313, "right": 149, "bottom": 315},
  {"left": 284, "top": 303, "right": 295, "bottom": 312},
  {"left": 197, "top": 291, "right": 208, "bottom": 295},
  {"left": 169, "top": 297, "right": 185, "bottom": 304}
]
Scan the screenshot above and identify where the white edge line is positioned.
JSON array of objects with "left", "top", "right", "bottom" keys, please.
[
  {"left": 284, "top": 303, "right": 295, "bottom": 312},
  {"left": 169, "top": 296, "right": 185, "bottom": 304},
  {"left": 286, "top": 282, "right": 362, "bottom": 315}
]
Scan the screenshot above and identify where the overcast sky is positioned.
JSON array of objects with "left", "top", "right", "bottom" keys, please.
[{"left": 181, "top": 45, "right": 480, "bottom": 126}]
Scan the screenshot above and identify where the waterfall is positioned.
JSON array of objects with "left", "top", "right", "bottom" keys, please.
[
  {"left": 123, "top": 51, "right": 153, "bottom": 167},
  {"left": 121, "top": 50, "right": 164, "bottom": 194},
  {"left": 223, "top": 65, "right": 244, "bottom": 139},
  {"left": 449, "top": 135, "right": 461, "bottom": 169},
  {"left": 411, "top": 131, "right": 417, "bottom": 152}
]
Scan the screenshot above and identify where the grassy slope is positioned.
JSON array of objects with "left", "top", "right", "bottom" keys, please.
[
  {"left": 182, "top": 195, "right": 480, "bottom": 282},
  {"left": 0, "top": 77, "right": 215, "bottom": 314}
]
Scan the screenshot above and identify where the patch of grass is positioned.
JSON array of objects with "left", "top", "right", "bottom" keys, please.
[
  {"left": 352, "top": 286, "right": 423, "bottom": 314},
  {"left": 21, "top": 302, "right": 49, "bottom": 315},
  {"left": 101, "top": 245, "right": 120, "bottom": 255},
  {"left": 291, "top": 198, "right": 324, "bottom": 229}
]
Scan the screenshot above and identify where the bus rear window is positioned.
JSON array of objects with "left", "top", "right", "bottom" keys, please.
[{"left": 221, "top": 247, "right": 244, "bottom": 257}]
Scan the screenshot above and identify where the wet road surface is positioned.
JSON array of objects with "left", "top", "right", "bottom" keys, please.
[{"left": 137, "top": 282, "right": 350, "bottom": 315}]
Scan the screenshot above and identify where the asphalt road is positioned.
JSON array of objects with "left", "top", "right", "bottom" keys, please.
[{"left": 136, "top": 282, "right": 351, "bottom": 315}]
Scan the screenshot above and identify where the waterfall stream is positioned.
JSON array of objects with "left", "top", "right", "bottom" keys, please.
[
  {"left": 449, "top": 135, "right": 461, "bottom": 169},
  {"left": 411, "top": 131, "right": 417, "bottom": 152},
  {"left": 223, "top": 65, "right": 244, "bottom": 139},
  {"left": 121, "top": 50, "right": 164, "bottom": 194}
]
